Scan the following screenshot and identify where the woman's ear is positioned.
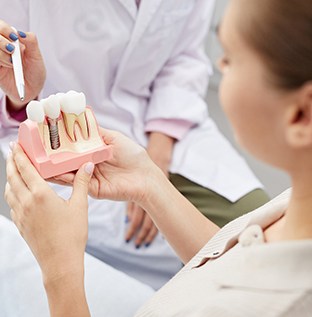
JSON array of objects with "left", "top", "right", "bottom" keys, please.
[{"left": 285, "top": 82, "right": 312, "bottom": 148}]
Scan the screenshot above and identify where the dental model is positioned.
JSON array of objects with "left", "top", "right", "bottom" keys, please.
[{"left": 18, "top": 91, "right": 112, "bottom": 179}]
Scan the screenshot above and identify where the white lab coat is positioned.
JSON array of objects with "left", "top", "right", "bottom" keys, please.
[{"left": 0, "top": 0, "right": 262, "bottom": 289}]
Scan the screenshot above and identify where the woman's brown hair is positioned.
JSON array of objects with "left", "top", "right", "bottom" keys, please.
[{"left": 238, "top": 0, "right": 312, "bottom": 90}]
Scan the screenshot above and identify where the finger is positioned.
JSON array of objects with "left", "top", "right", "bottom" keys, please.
[
  {"left": 0, "top": 21, "right": 19, "bottom": 57},
  {"left": 19, "top": 32, "right": 42, "bottom": 57},
  {"left": 4, "top": 183, "right": 23, "bottom": 216},
  {"left": 6, "top": 151, "right": 30, "bottom": 200},
  {"left": 126, "top": 202, "right": 135, "bottom": 223},
  {"left": 134, "top": 214, "right": 155, "bottom": 248},
  {"left": 0, "top": 20, "right": 19, "bottom": 42},
  {"left": 0, "top": 34, "right": 15, "bottom": 55},
  {"left": 0, "top": 60, "right": 13, "bottom": 68},
  {"left": 9, "top": 208, "right": 23, "bottom": 236},
  {"left": 99, "top": 128, "right": 122, "bottom": 145},
  {"left": 70, "top": 162, "right": 94, "bottom": 205},
  {"left": 9, "top": 208, "right": 20, "bottom": 230},
  {"left": 12, "top": 143, "right": 49, "bottom": 192},
  {"left": 47, "top": 178, "right": 73, "bottom": 187},
  {"left": 0, "top": 48, "right": 13, "bottom": 66},
  {"left": 125, "top": 204, "right": 144, "bottom": 243},
  {"left": 17, "top": 30, "right": 27, "bottom": 40},
  {"left": 51, "top": 172, "right": 76, "bottom": 186},
  {"left": 142, "top": 225, "right": 159, "bottom": 247},
  {"left": 10, "top": 208, "right": 17, "bottom": 223}
]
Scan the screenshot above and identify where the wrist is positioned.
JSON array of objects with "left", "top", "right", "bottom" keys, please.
[
  {"left": 139, "top": 164, "right": 170, "bottom": 210},
  {"left": 44, "top": 265, "right": 90, "bottom": 317},
  {"left": 147, "top": 132, "right": 175, "bottom": 171},
  {"left": 41, "top": 253, "right": 85, "bottom": 286},
  {"left": 44, "top": 266, "right": 85, "bottom": 290}
]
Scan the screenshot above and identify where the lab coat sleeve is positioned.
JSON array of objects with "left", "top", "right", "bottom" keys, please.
[
  {"left": 145, "top": 0, "right": 215, "bottom": 135},
  {"left": 0, "top": 0, "right": 30, "bottom": 153},
  {"left": 145, "top": 118, "right": 193, "bottom": 141}
]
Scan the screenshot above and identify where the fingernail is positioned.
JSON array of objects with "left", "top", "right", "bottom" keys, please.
[
  {"left": 145, "top": 243, "right": 150, "bottom": 248},
  {"left": 18, "top": 31, "right": 27, "bottom": 38},
  {"left": 135, "top": 244, "right": 141, "bottom": 249},
  {"left": 84, "top": 162, "right": 94, "bottom": 175},
  {"left": 6, "top": 43, "right": 15, "bottom": 52},
  {"left": 9, "top": 32, "right": 18, "bottom": 41},
  {"left": 125, "top": 215, "right": 129, "bottom": 223},
  {"left": 125, "top": 239, "right": 130, "bottom": 243}
]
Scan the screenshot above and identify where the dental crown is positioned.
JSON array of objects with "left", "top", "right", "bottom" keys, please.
[
  {"left": 60, "top": 91, "right": 86, "bottom": 115},
  {"left": 42, "top": 95, "right": 61, "bottom": 119},
  {"left": 26, "top": 100, "right": 45, "bottom": 123},
  {"left": 26, "top": 91, "right": 89, "bottom": 143}
]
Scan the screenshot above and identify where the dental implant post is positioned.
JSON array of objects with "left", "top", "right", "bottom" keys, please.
[
  {"left": 43, "top": 95, "right": 61, "bottom": 150},
  {"left": 47, "top": 118, "right": 60, "bottom": 149}
]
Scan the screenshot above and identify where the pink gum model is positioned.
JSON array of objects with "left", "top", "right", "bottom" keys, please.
[{"left": 18, "top": 106, "right": 112, "bottom": 179}]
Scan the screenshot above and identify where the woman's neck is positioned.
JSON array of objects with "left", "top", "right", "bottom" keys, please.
[{"left": 264, "top": 177, "right": 312, "bottom": 242}]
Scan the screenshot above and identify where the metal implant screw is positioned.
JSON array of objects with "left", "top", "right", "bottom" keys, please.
[{"left": 47, "top": 118, "right": 60, "bottom": 150}]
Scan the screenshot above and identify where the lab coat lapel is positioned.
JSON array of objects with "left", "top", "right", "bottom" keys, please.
[
  {"left": 130, "top": 0, "right": 163, "bottom": 48},
  {"left": 114, "top": 0, "right": 163, "bottom": 85},
  {"left": 116, "top": 0, "right": 137, "bottom": 19}
]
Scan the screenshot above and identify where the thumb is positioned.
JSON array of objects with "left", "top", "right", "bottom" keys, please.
[{"left": 71, "top": 162, "right": 94, "bottom": 204}]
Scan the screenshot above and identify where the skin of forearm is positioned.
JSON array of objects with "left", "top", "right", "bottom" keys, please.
[
  {"left": 43, "top": 258, "right": 90, "bottom": 317},
  {"left": 141, "top": 166, "right": 220, "bottom": 263},
  {"left": 44, "top": 270, "right": 90, "bottom": 317}
]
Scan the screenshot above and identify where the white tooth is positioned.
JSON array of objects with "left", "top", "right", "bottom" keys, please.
[
  {"left": 42, "top": 95, "right": 61, "bottom": 119},
  {"left": 61, "top": 91, "right": 88, "bottom": 141},
  {"left": 55, "top": 92, "right": 66, "bottom": 103},
  {"left": 60, "top": 91, "right": 86, "bottom": 115},
  {"left": 62, "top": 113, "right": 77, "bottom": 141},
  {"left": 26, "top": 100, "right": 45, "bottom": 142},
  {"left": 76, "top": 112, "right": 89, "bottom": 139},
  {"left": 26, "top": 100, "right": 45, "bottom": 123}
]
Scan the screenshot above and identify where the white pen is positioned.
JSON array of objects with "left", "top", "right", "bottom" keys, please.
[{"left": 11, "top": 27, "right": 25, "bottom": 101}]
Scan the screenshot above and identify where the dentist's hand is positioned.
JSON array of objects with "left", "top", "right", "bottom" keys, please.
[
  {"left": 0, "top": 20, "right": 46, "bottom": 109},
  {"left": 5, "top": 143, "right": 94, "bottom": 282}
]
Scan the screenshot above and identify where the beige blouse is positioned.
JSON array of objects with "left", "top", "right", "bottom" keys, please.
[{"left": 135, "top": 189, "right": 312, "bottom": 316}]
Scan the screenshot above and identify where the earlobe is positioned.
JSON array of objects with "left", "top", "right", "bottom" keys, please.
[{"left": 286, "top": 83, "right": 312, "bottom": 148}]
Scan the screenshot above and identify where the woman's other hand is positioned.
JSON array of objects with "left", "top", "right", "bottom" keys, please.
[{"left": 5, "top": 143, "right": 94, "bottom": 282}]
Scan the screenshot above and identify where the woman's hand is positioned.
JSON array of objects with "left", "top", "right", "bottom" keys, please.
[
  {"left": 5, "top": 143, "right": 94, "bottom": 282},
  {"left": 125, "top": 132, "right": 175, "bottom": 248},
  {"left": 0, "top": 20, "right": 46, "bottom": 109},
  {"left": 53, "top": 129, "right": 158, "bottom": 205}
]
